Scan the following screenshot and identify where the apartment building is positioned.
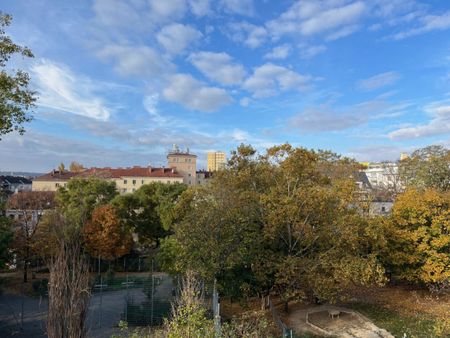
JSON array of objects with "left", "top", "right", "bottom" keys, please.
[
  {"left": 207, "top": 151, "right": 226, "bottom": 172},
  {"left": 167, "top": 146, "right": 197, "bottom": 185},
  {"left": 32, "top": 166, "right": 183, "bottom": 192}
]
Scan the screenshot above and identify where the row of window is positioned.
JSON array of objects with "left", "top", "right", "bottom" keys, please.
[
  {"left": 170, "top": 157, "right": 193, "bottom": 163},
  {"left": 123, "top": 179, "right": 176, "bottom": 185}
]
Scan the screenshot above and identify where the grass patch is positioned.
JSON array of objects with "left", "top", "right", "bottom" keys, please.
[{"left": 347, "top": 302, "right": 443, "bottom": 338}]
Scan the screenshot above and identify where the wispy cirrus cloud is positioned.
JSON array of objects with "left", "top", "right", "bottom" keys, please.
[
  {"left": 31, "top": 60, "right": 113, "bottom": 120},
  {"left": 388, "top": 100, "right": 450, "bottom": 139},
  {"left": 387, "top": 10, "right": 450, "bottom": 40},
  {"left": 357, "top": 71, "right": 401, "bottom": 91}
]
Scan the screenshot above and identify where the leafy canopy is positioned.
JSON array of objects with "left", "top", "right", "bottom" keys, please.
[{"left": 0, "top": 13, "right": 36, "bottom": 138}]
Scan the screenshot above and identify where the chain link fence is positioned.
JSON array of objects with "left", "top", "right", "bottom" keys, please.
[{"left": 0, "top": 260, "right": 179, "bottom": 338}]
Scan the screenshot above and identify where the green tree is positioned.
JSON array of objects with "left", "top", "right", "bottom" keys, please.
[
  {"left": 384, "top": 188, "right": 450, "bottom": 287},
  {"left": 161, "top": 144, "right": 386, "bottom": 306},
  {"left": 113, "top": 182, "right": 186, "bottom": 250},
  {"left": 0, "top": 13, "right": 36, "bottom": 138},
  {"left": 56, "top": 177, "right": 117, "bottom": 230},
  {"left": 0, "top": 216, "right": 13, "bottom": 268}
]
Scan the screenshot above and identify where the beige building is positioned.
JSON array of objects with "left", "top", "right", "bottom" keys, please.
[
  {"left": 167, "top": 147, "right": 197, "bottom": 185},
  {"left": 207, "top": 151, "right": 226, "bottom": 172},
  {"left": 32, "top": 167, "right": 184, "bottom": 193}
]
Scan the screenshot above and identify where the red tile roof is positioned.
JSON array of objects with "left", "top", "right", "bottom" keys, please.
[{"left": 34, "top": 167, "right": 183, "bottom": 181}]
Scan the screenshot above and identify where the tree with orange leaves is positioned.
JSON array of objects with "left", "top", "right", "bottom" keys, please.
[{"left": 83, "top": 204, "right": 133, "bottom": 261}]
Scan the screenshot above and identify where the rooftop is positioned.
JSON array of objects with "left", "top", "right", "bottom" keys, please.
[{"left": 33, "top": 166, "right": 183, "bottom": 181}]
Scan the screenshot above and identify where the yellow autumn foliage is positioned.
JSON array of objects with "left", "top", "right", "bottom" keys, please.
[{"left": 385, "top": 188, "right": 450, "bottom": 285}]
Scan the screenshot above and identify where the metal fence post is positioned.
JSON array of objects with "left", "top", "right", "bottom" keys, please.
[
  {"left": 20, "top": 283, "right": 24, "bottom": 331},
  {"left": 151, "top": 259, "right": 154, "bottom": 326},
  {"left": 213, "top": 279, "right": 221, "bottom": 338},
  {"left": 99, "top": 275, "right": 103, "bottom": 328},
  {"left": 125, "top": 274, "right": 129, "bottom": 322}
]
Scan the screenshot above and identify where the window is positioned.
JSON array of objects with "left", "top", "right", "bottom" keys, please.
[
  {"left": 381, "top": 206, "right": 386, "bottom": 212},
  {"left": 188, "top": 173, "right": 191, "bottom": 177},
  {"left": 55, "top": 183, "right": 60, "bottom": 188},
  {"left": 141, "top": 180, "right": 144, "bottom": 184},
  {"left": 132, "top": 188, "right": 136, "bottom": 192},
  {"left": 132, "top": 180, "right": 136, "bottom": 185},
  {"left": 124, "top": 180, "right": 127, "bottom": 184}
]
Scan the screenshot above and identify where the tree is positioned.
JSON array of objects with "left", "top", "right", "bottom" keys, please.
[
  {"left": 384, "top": 188, "right": 450, "bottom": 288},
  {"left": 161, "top": 144, "right": 386, "bottom": 306},
  {"left": 260, "top": 144, "right": 385, "bottom": 306},
  {"left": 69, "top": 161, "right": 84, "bottom": 172},
  {"left": 399, "top": 145, "right": 450, "bottom": 192},
  {"left": 7, "top": 191, "right": 55, "bottom": 282},
  {"left": 83, "top": 204, "right": 133, "bottom": 261},
  {"left": 41, "top": 178, "right": 117, "bottom": 338},
  {"left": 0, "top": 216, "right": 13, "bottom": 268},
  {"left": 58, "top": 162, "right": 65, "bottom": 172},
  {"left": 113, "top": 182, "right": 186, "bottom": 250},
  {"left": 0, "top": 13, "right": 36, "bottom": 138}
]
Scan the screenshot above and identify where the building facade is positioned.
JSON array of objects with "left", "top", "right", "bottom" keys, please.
[
  {"left": 32, "top": 167, "right": 183, "bottom": 192},
  {"left": 207, "top": 151, "right": 226, "bottom": 172},
  {"left": 362, "top": 162, "right": 401, "bottom": 190},
  {"left": 167, "top": 147, "right": 197, "bottom": 185}
]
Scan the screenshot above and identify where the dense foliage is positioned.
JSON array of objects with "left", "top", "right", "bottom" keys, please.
[
  {"left": 384, "top": 188, "right": 450, "bottom": 287},
  {"left": 160, "top": 144, "right": 386, "bottom": 305},
  {"left": 0, "top": 13, "right": 36, "bottom": 138}
]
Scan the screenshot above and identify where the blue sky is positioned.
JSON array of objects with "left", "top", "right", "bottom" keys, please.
[{"left": 1, "top": 0, "right": 449, "bottom": 171}]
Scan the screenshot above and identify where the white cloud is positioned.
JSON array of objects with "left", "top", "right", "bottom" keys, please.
[
  {"left": 188, "top": 0, "right": 212, "bottom": 16},
  {"left": 31, "top": 60, "right": 111, "bottom": 120},
  {"left": 290, "top": 105, "right": 367, "bottom": 132},
  {"left": 163, "top": 73, "right": 232, "bottom": 112},
  {"left": 289, "top": 97, "right": 411, "bottom": 132},
  {"left": 326, "top": 24, "right": 360, "bottom": 40},
  {"left": 300, "top": 45, "right": 327, "bottom": 59},
  {"left": 227, "top": 22, "right": 267, "bottom": 48},
  {"left": 240, "top": 97, "right": 251, "bottom": 107},
  {"left": 242, "top": 63, "right": 312, "bottom": 98},
  {"left": 221, "top": 0, "right": 254, "bottom": 16},
  {"left": 358, "top": 71, "right": 401, "bottom": 91},
  {"left": 148, "top": 0, "right": 187, "bottom": 23},
  {"left": 188, "top": 51, "right": 246, "bottom": 86},
  {"left": 389, "top": 11, "right": 450, "bottom": 40},
  {"left": 388, "top": 101, "right": 450, "bottom": 139},
  {"left": 92, "top": 0, "right": 187, "bottom": 30},
  {"left": 266, "top": 1, "right": 367, "bottom": 39},
  {"left": 264, "top": 44, "right": 292, "bottom": 60},
  {"left": 92, "top": 0, "right": 144, "bottom": 27},
  {"left": 97, "top": 44, "right": 174, "bottom": 77},
  {"left": 156, "top": 23, "right": 203, "bottom": 55}
]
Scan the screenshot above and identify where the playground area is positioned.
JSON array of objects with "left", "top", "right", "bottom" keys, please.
[{"left": 286, "top": 305, "right": 394, "bottom": 338}]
